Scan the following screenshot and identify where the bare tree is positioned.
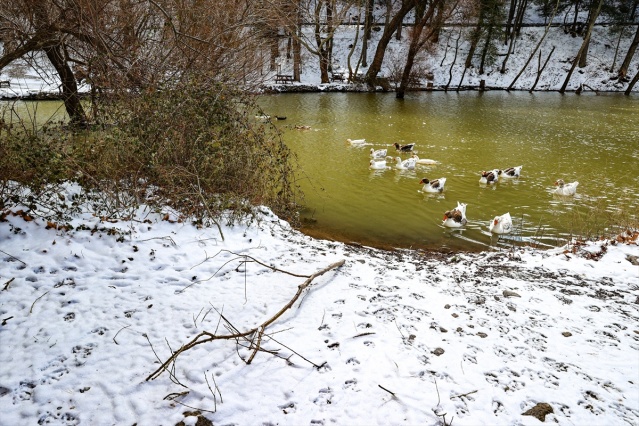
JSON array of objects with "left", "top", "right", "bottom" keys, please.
[
  {"left": 0, "top": 0, "right": 271, "bottom": 124},
  {"left": 365, "top": 0, "right": 416, "bottom": 86},
  {"left": 559, "top": 0, "right": 604, "bottom": 92}
]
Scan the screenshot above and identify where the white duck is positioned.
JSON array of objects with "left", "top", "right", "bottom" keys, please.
[
  {"left": 554, "top": 179, "right": 579, "bottom": 196},
  {"left": 443, "top": 202, "right": 467, "bottom": 228},
  {"left": 479, "top": 169, "right": 500, "bottom": 184},
  {"left": 419, "top": 177, "right": 446, "bottom": 193},
  {"left": 394, "top": 156, "right": 417, "bottom": 170},
  {"left": 347, "top": 138, "right": 367, "bottom": 145},
  {"left": 370, "top": 148, "right": 388, "bottom": 159},
  {"left": 369, "top": 159, "right": 388, "bottom": 170},
  {"left": 501, "top": 165, "right": 522, "bottom": 178},
  {"left": 489, "top": 212, "right": 513, "bottom": 234},
  {"left": 412, "top": 154, "right": 439, "bottom": 165}
]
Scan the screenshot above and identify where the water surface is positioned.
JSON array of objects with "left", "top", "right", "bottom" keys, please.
[{"left": 259, "top": 91, "right": 639, "bottom": 251}]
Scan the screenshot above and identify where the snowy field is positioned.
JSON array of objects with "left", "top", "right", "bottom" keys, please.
[{"left": 0, "top": 184, "right": 637, "bottom": 425}]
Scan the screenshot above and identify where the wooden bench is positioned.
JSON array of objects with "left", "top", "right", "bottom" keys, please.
[
  {"left": 0, "top": 80, "right": 10, "bottom": 88},
  {"left": 275, "top": 74, "right": 294, "bottom": 84},
  {"left": 331, "top": 73, "right": 345, "bottom": 82}
]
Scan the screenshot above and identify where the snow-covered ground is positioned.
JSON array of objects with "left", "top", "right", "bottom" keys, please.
[
  {"left": 271, "top": 23, "right": 638, "bottom": 93},
  {"left": 1, "top": 184, "right": 638, "bottom": 425},
  {"left": 2, "top": 20, "right": 637, "bottom": 99}
]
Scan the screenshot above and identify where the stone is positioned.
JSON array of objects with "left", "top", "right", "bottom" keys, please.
[
  {"left": 432, "top": 347, "right": 445, "bottom": 356},
  {"left": 503, "top": 290, "right": 521, "bottom": 298},
  {"left": 562, "top": 331, "right": 572, "bottom": 337},
  {"left": 522, "top": 402, "right": 554, "bottom": 422}
]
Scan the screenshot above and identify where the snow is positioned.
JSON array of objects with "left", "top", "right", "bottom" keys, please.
[
  {"left": 1, "top": 183, "right": 638, "bottom": 425},
  {"left": 2, "top": 21, "right": 637, "bottom": 99},
  {"left": 272, "top": 23, "right": 637, "bottom": 93}
]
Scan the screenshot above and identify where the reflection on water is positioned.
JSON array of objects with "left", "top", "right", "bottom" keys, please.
[{"left": 259, "top": 91, "right": 639, "bottom": 251}]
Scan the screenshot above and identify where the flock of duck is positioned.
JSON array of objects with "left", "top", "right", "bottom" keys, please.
[{"left": 349, "top": 138, "right": 580, "bottom": 235}]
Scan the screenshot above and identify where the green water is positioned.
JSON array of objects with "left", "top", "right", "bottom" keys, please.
[
  {"left": 258, "top": 91, "right": 639, "bottom": 251},
  {"left": 0, "top": 100, "right": 68, "bottom": 127}
]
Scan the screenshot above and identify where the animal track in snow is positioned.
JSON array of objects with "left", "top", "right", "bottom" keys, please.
[{"left": 312, "top": 387, "right": 333, "bottom": 406}]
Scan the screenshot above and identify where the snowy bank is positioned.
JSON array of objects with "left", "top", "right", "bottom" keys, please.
[{"left": 0, "top": 187, "right": 637, "bottom": 425}]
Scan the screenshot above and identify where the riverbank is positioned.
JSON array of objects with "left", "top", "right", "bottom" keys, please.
[
  {"left": 266, "top": 25, "right": 637, "bottom": 94},
  {"left": 0, "top": 188, "right": 637, "bottom": 425}
]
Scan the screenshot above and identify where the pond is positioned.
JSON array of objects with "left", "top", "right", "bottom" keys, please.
[{"left": 258, "top": 91, "right": 639, "bottom": 252}]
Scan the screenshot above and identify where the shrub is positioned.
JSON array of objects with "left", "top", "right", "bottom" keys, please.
[{"left": 0, "top": 80, "right": 301, "bottom": 230}]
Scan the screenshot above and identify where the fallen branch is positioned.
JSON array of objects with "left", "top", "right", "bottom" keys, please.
[
  {"left": 146, "top": 259, "right": 345, "bottom": 381},
  {"left": 29, "top": 290, "right": 50, "bottom": 314},
  {"left": 378, "top": 384, "right": 396, "bottom": 397},
  {"left": 0, "top": 249, "right": 26, "bottom": 266},
  {"left": 2, "top": 277, "right": 15, "bottom": 291},
  {"left": 113, "top": 325, "right": 132, "bottom": 345},
  {"left": 450, "top": 389, "right": 478, "bottom": 399}
]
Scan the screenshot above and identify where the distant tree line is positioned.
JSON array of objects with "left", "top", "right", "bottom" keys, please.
[{"left": 261, "top": 0, "right": 638, "bottom": 96}]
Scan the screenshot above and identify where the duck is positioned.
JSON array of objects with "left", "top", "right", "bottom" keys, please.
[
  {"left": 419, "top": 177, "right": 446, "bottom": 193},
  {"left": 347, "top": 138, "right": 367, "bottom": 145},
  {"left": 370, "top": 148, "right": 388, "bottom": 159},
  {"left": 443, "top": 202, "right": 467, "bottom": 228},
  {"left": 412, "top": 154, "right": 439, "bottom": 165},
  {"left": 394, "top": 142, "right": 415, "bottom": 152},
  {"left": 501, "top": 165, "right": 522, "bottom": 178},
  {"left": 554, "top": 179, "right": 579, "bottom": 196},
  {"left": 489, "top": 212, "right": 513, "bottom": 234},
  {"left": 393, "top": 156, "right": 417, "bottom": 170},
  {"left": 369, "top": 159, "right": 388, "bottom": 170},
  {"left": 479, "top": 169, "right": 501, "bottom": 184}
]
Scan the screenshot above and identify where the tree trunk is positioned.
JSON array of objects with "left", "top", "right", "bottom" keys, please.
[
  {"left": 507, "top": 0, "right": 559, "bottom": 88},
  {"left": 578, "top": 0, "right": 600, "bottom": 68},
  {"left": 446, "top": 28, "right": 463, "bottom": 90},
  {"left": 618, "top": 24, "right": 639, "bottom": 79},
  {"left": 465, "top": 9, "right": 485, "bottom": 68},
  {"left": 479, "top": 25, "right": 494, "bottom": 74},
  {"left": 529, "top": 46, "right": 555, "bottom": 91},
  {"left": 44, "top": 43, "right": 87, "bottom": 126},
  {"left": 397, "top": 0, "right": 441, "bottom": 98},
  {"left": 504, "top": 0, "right": 517, "bottom": 44},
  {"left": 270, "top": 32, "right": 279, "bottom": 71},
  {"left": 327, "top": 0, "right": 334, "bottom": 72},
  {"left": 559, "top": 0, "right": 603, "bottom": 93},
  {"left": 624, "top": 66, "right": 639, "bottom": 94},
  {"left": 314, "top": 3, "right": 330, "bottom": 83},
  {"left": 361, "top": 0, "right": 373, "bottom": 67},
  {"left": 570, "top": 0, "right": 581, "bottom": 36},
  {"left": 293, "top": 1, "right": 302, "bottom": 81},
  {"left": 365, "top": 0, "right": 415, "bottom": 86}
]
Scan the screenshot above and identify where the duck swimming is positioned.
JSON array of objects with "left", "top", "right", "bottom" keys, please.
[
  {"left": 412, "top": 154, "right": 439, "bottom": 165},
  {"left": 489, "top": 212, "right": 513, "bottom": 234},
  {"left": 369, "top": 159, "right": 388, "bottom": 170},
  {"left": 479, "top": 169, "right": 500, "bottom": 184},
  {"left": 419, "top": 177, "right": 446, "bottom": 193},
  {"left": 394, "top": 142, "right": 415, "bottom": 152},
  {"left": 443, "top": 202, "right": 467, "bottom": 227},
  {"left": 370, "top": 148, "right": 388, "bottom": 159},
  {"left": 501, "top": 166, "right": 522, "bottom": 178},
  {"left": 394, "top": 156, "right": 417, "bottom": 170},
  {"left": 554, "top": 179, "right": 579, "bottom": 196}
]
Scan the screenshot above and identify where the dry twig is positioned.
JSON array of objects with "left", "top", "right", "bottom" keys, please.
[{"left": 146, "top": 259, "right": 345, "bottom": 381}]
